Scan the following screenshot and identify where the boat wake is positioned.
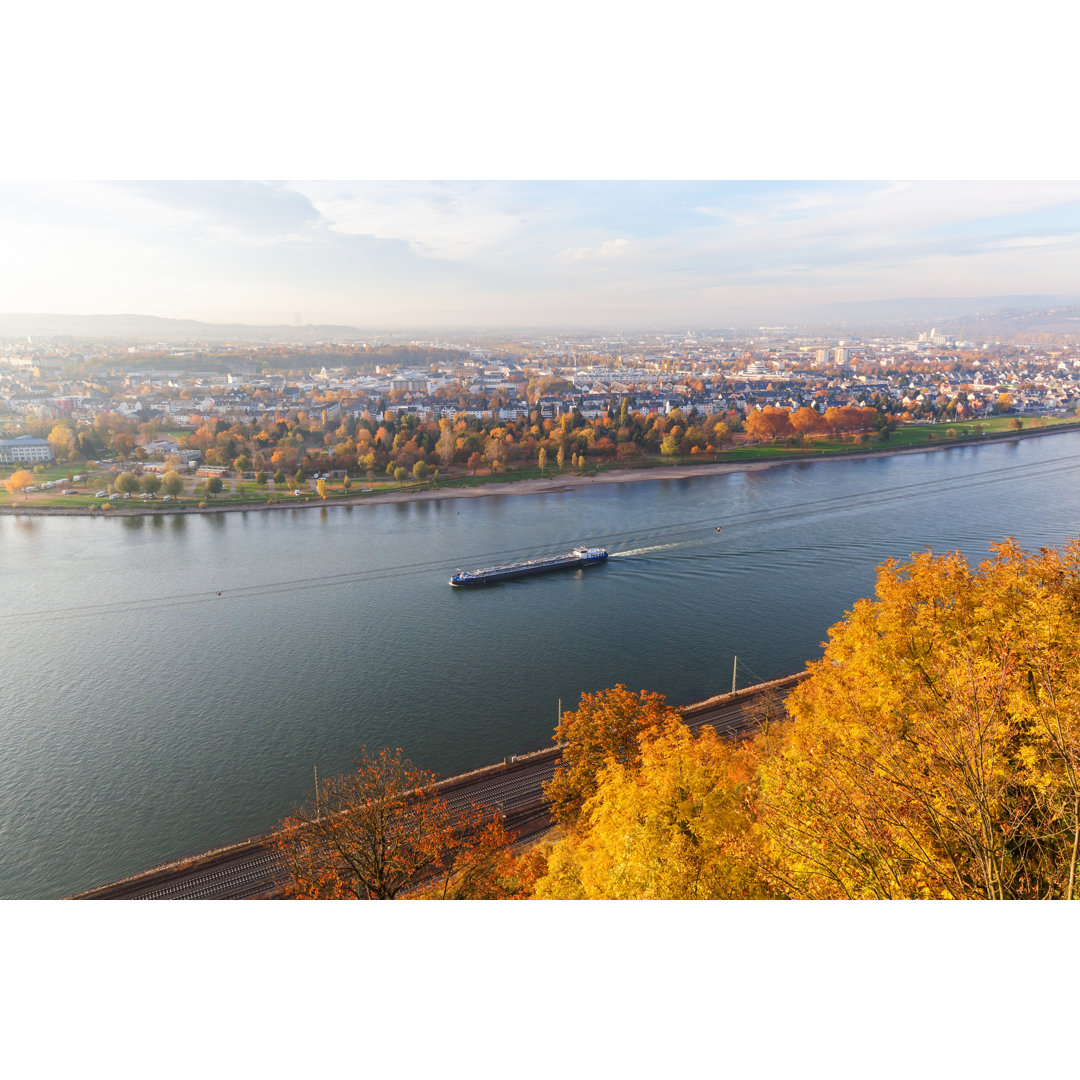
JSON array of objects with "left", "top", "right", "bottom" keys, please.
[{"left": 612, "top": 541, "right": 692, "bottom": 558}]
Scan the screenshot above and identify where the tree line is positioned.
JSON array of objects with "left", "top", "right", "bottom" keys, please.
[{"left": 7, "top": 394, "right": 894, "bottom": 492}]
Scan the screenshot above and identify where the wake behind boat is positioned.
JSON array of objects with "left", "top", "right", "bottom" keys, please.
[{"left": 450, "top": 546, "right": 608, "bottom": 587}]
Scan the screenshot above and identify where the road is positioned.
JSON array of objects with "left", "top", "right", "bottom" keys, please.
[{"left": 72, "top": 673, "right": 806, "bottom": 900}]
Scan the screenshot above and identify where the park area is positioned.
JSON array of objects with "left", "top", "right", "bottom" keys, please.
[{"left": 3, "top": 414, "right": 1077, "bottom": 514}]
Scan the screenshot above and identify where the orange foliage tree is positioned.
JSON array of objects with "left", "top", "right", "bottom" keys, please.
[
  {"left": 544, "top": 685, "right": 683, "bottom": 831},
  {"left": 790, "top": 406, "right": 828, "bottom": 439},
  {"left": 823, "top": 405, "right": 876, "bottom": 438},
  {"left": 273, "top": 747, "right": 462, "bottom": 899},
  {"left": 273, "top": 747, "right": 535, "bottom": 899},
  {"left": 744, "top": 406, "right": 794, "bottom": 443},
  {"left": 4, "top": 469, "right": 35, "bottom": 500}
]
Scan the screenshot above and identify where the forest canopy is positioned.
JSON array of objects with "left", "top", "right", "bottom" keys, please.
[{"left": 533, "top": 538, "right": 1080, "bottom": 900}]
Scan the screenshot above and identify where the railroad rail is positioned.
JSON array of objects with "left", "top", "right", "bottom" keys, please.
[{"left": 71, "top": 672, "right": 808, "bottom": 900}]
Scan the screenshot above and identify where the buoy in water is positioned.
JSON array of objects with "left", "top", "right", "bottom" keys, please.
[{"left": 715, "top": 526, "right": 723, "bottom": 533}]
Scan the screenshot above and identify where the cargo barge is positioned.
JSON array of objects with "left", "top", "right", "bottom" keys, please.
[{"left": 450, "top": 546, "right": 608, "bottom": 587}]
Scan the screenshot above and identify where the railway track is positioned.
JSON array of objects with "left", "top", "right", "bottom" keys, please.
[{"left": 72, "top": 673, "right": 806, "bottom": 900}]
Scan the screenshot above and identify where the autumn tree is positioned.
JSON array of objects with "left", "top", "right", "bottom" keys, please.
[
  {"left": 4, "top": 469, "right": 34, "bottom": 500},
  {"left": 744, "top": 406, "right": 794, "bottom": 443},
  {"left": 538, "top": 447, "right": 547, "bottom": 474},
  {"left": 660, "top": 431, "right": 681, "bottom": 457},
  {"left": 162, "top": 471, "right": 184, "bottom": 497},
  {"left": 535, "top": 719, "right": 772, "bottom": 899},
  {"left": 273, "top": 747, "right": 462, "bottom": 899},
  {"left": 419, "top": 814, "right": 546, "bottom": 900},
  {"left": 544, "top": 685, "right": 683, "bottom": 831},
  {"left": 483, "top": 436, "right": 506, "bottom": 473},
  {"left": 47, "top": 424, "right": 76, "bottom": 461},
  {"left": 115, "top": 472, "right": 140, "bottom": 494},
  {"left": 754, "top": 540, "right": 1080, "bottom": 900},
  {"left": 791, "top": 407, "right": 827, "bottom": 439},
  {"left": 140, "top": 473, "right": 161, "bottom": 495},
  {"left": 436, "top": 419, "right": 456, "bottom": 468},
  {"left": 316, "top": 477, "right": 327, "bottom": 499}
]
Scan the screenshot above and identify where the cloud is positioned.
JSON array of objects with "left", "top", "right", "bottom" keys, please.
[
  {"left": 285, "top": 181, "right": 530, "bottom": 261},
  {"left": 557, "top": 237, "right": 630, "bottom": 261},
  {"left": 984, "top": 233, "right": 1079, "bottom": 250}
]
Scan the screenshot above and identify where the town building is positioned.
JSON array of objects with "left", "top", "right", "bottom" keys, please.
[{"left": 0, "top": 435, "right": 54, "bottom": 465}]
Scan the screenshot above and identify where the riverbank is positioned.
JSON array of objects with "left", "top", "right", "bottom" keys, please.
[{"left": 3, "top": 421, "right": 1077, "bottom": 517}]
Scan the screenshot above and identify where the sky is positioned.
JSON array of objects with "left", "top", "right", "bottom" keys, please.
[
  {"left": 3, "top": 180, "right": 1080, "bottom": 330},
  {"left": 4, "top": 4, "right": 1078, "bottom": 333}
]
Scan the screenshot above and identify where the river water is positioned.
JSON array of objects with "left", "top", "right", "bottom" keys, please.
[{"left": 4, "top": 432, "right": 1080, "bottom": 898}]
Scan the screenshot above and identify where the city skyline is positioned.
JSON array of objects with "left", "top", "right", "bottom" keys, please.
[{"left": 3, "top": 180, "right": 1080, "bottom": 330}]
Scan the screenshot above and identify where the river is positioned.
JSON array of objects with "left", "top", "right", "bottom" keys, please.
[{"left": 3, "top": 431, "right": 1080, "bottom": 898}]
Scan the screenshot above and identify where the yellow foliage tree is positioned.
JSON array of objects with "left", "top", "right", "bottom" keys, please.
[
  {"left": 754, "top": 539, "right": 1080, "bottom": 900},
  {"left": 535, "top": 719, "right": 772, "bottom": 899},
  {"left": 47, "top": 424, "right": 76, "bottom": 461}
]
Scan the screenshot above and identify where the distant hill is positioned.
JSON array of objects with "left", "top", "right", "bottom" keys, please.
[
  {"left": 812, "top": 295, "right": 1080, "bottom": 337},
  {"left": 0, "top": 313, "right": 370, "bottom": 343}
]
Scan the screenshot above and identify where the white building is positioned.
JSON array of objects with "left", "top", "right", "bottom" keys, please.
[{"left": 0, "top": 435, "right": 54, "bottom": 465}]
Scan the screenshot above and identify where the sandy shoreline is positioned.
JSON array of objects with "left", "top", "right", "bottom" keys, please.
[{"left": 0, "top": 427, "right": 1070, "bottom": 518}]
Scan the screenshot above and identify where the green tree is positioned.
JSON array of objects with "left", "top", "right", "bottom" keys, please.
[
  {"left": 140, "top": 473, "right": 161, "bottom": 495},
  {"left": 273, "top": 469, "right": 286, "bottom": 485},
  {"left": 412, "top": 460, "right": 431, "bottom": 481},
  {"left": 161, "top": 470, "right": 184, "bottom": 497},
  {"left": 205, "top": 476, "right": 224, "bottom": 496},
  {"left": 115, "top": 472, "right": 140, "bottom": 494},
  {"left": 393, "top": 466, "right": 409, "bottom": 483}
]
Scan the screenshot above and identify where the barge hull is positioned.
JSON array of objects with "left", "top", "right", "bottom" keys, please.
[{"left": 450, "top": 547, "right": 608, "bottom": 587}]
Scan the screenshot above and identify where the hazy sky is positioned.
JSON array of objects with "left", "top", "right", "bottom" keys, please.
[{"left": 3, "top": 180, "right": 1080, "bottom": 329}]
